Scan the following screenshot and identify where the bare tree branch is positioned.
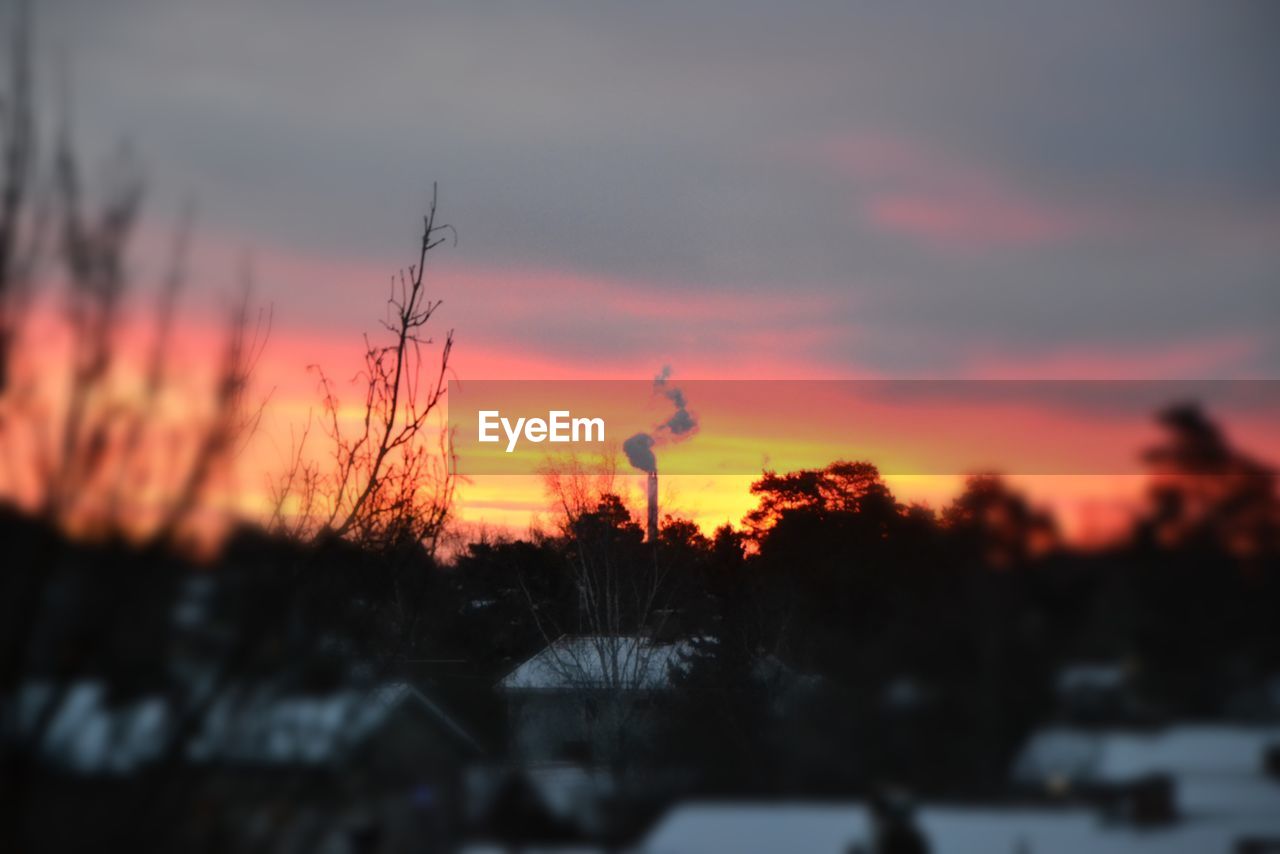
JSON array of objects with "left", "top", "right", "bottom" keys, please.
[{"left": 273, "top": 185, "right": 455, "bottom": 553}]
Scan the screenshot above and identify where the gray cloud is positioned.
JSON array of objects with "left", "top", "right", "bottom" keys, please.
[{"left": 34, "top": 0, "right": 1280, "bottom": 376}]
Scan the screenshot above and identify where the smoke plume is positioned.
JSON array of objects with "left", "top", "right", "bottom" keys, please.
[
  {"left": 623, "top": 433, "right": 657, "bottom": 473},
  {"left": 623, "top": 366, "right": 698, "bottom": 473}
]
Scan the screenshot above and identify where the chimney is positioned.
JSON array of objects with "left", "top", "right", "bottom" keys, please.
[{"left": 647, "top": 470, "right": 659, "bottom": 543}]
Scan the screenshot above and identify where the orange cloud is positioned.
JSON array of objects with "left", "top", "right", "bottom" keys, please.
[{"left": 16, "top": 221, "right": 1256, "bottom": 547}]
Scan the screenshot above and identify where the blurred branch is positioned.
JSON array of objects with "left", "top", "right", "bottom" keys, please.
[{"left": 0, "top": 0, "right": 37, "bottom": 395}]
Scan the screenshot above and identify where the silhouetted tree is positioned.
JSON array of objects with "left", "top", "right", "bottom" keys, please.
[
  {"left": 271, "top": 188, "right": 455, "bottom": 555},
  {"left": 1140, "top": 403, "right": 1279, "bottom": 559},
  {"left": 944, "top": 474, "right": 1058, "bottom": 570}
]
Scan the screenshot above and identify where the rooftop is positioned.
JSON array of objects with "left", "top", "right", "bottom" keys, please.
[
  {"left": 639, "top": 801, "right": 1280, "bottom": 854},
  {"left": 498, "top": 635, "right": 692, "bottom": 692}
]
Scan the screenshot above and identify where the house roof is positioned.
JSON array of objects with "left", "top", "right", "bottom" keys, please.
[
  {"left": 1015, "top": 724, "right": 1280, "bottom": 782},
  {"left": 1012, "top": 724, "right": 1280, "bottom": 816},
  {"left": 498, "top": 635, "right": 692, "bottom": 692},
  {"left": 10, "top": 679, "right": 482, "bottom": 774},
  {"left": 638, "top": 801, "right": 1280, "bottom": 854},
  {"left": 190, "top": 680, "right": 484, "bottom": 764},
  {"left": 11, "top": 682, "right": 168, "bottom": 775}
]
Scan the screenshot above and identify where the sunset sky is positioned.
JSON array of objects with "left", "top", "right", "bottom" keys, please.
[{"left": 33, "top": 0, "right": 1280, "bottom": 538}]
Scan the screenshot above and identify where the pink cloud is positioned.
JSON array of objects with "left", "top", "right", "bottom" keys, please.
[
  {"left": 809, "top": 132, "right": 1092, "bottom": 249},
  {"left": 215, "top": 239, "right": 869, "bottom": 382}
]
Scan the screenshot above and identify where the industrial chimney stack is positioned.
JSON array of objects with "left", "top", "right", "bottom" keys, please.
[{"left": 647, "top": 470, "right": 659, "bottom": 543}]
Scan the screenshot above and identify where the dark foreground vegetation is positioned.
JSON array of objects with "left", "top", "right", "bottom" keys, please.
[{"left": 3, "top": 402, "right": 1279, "bottom": 851}]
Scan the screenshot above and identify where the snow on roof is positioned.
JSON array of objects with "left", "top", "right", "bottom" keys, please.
[
  {"left": 642, "top": 803, "right": 873, "bottom": 854},
  {"left": 10, "top": 682, "right": 170, "bottom": 775},
  {"left": 189, "top": 681, "right": 482, "bottom": 764},
  {"left": 1015, "top": 724, "right": 1280, "bottom": 782},
  {"left": 1012, "top": 728, "right": 1102, "bottom": 785},
  {"left": 1013, "top": 724, "right": 1280, "bottom": 815},
  {"left": 498, "top": 635, "right": 691, "bottom": 692},
  {"left": 638, "top": 801, "right": 1280, "bottom": 854},
  {"left": 8, "top": 679, "right": 480, "bottom": 774}
]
